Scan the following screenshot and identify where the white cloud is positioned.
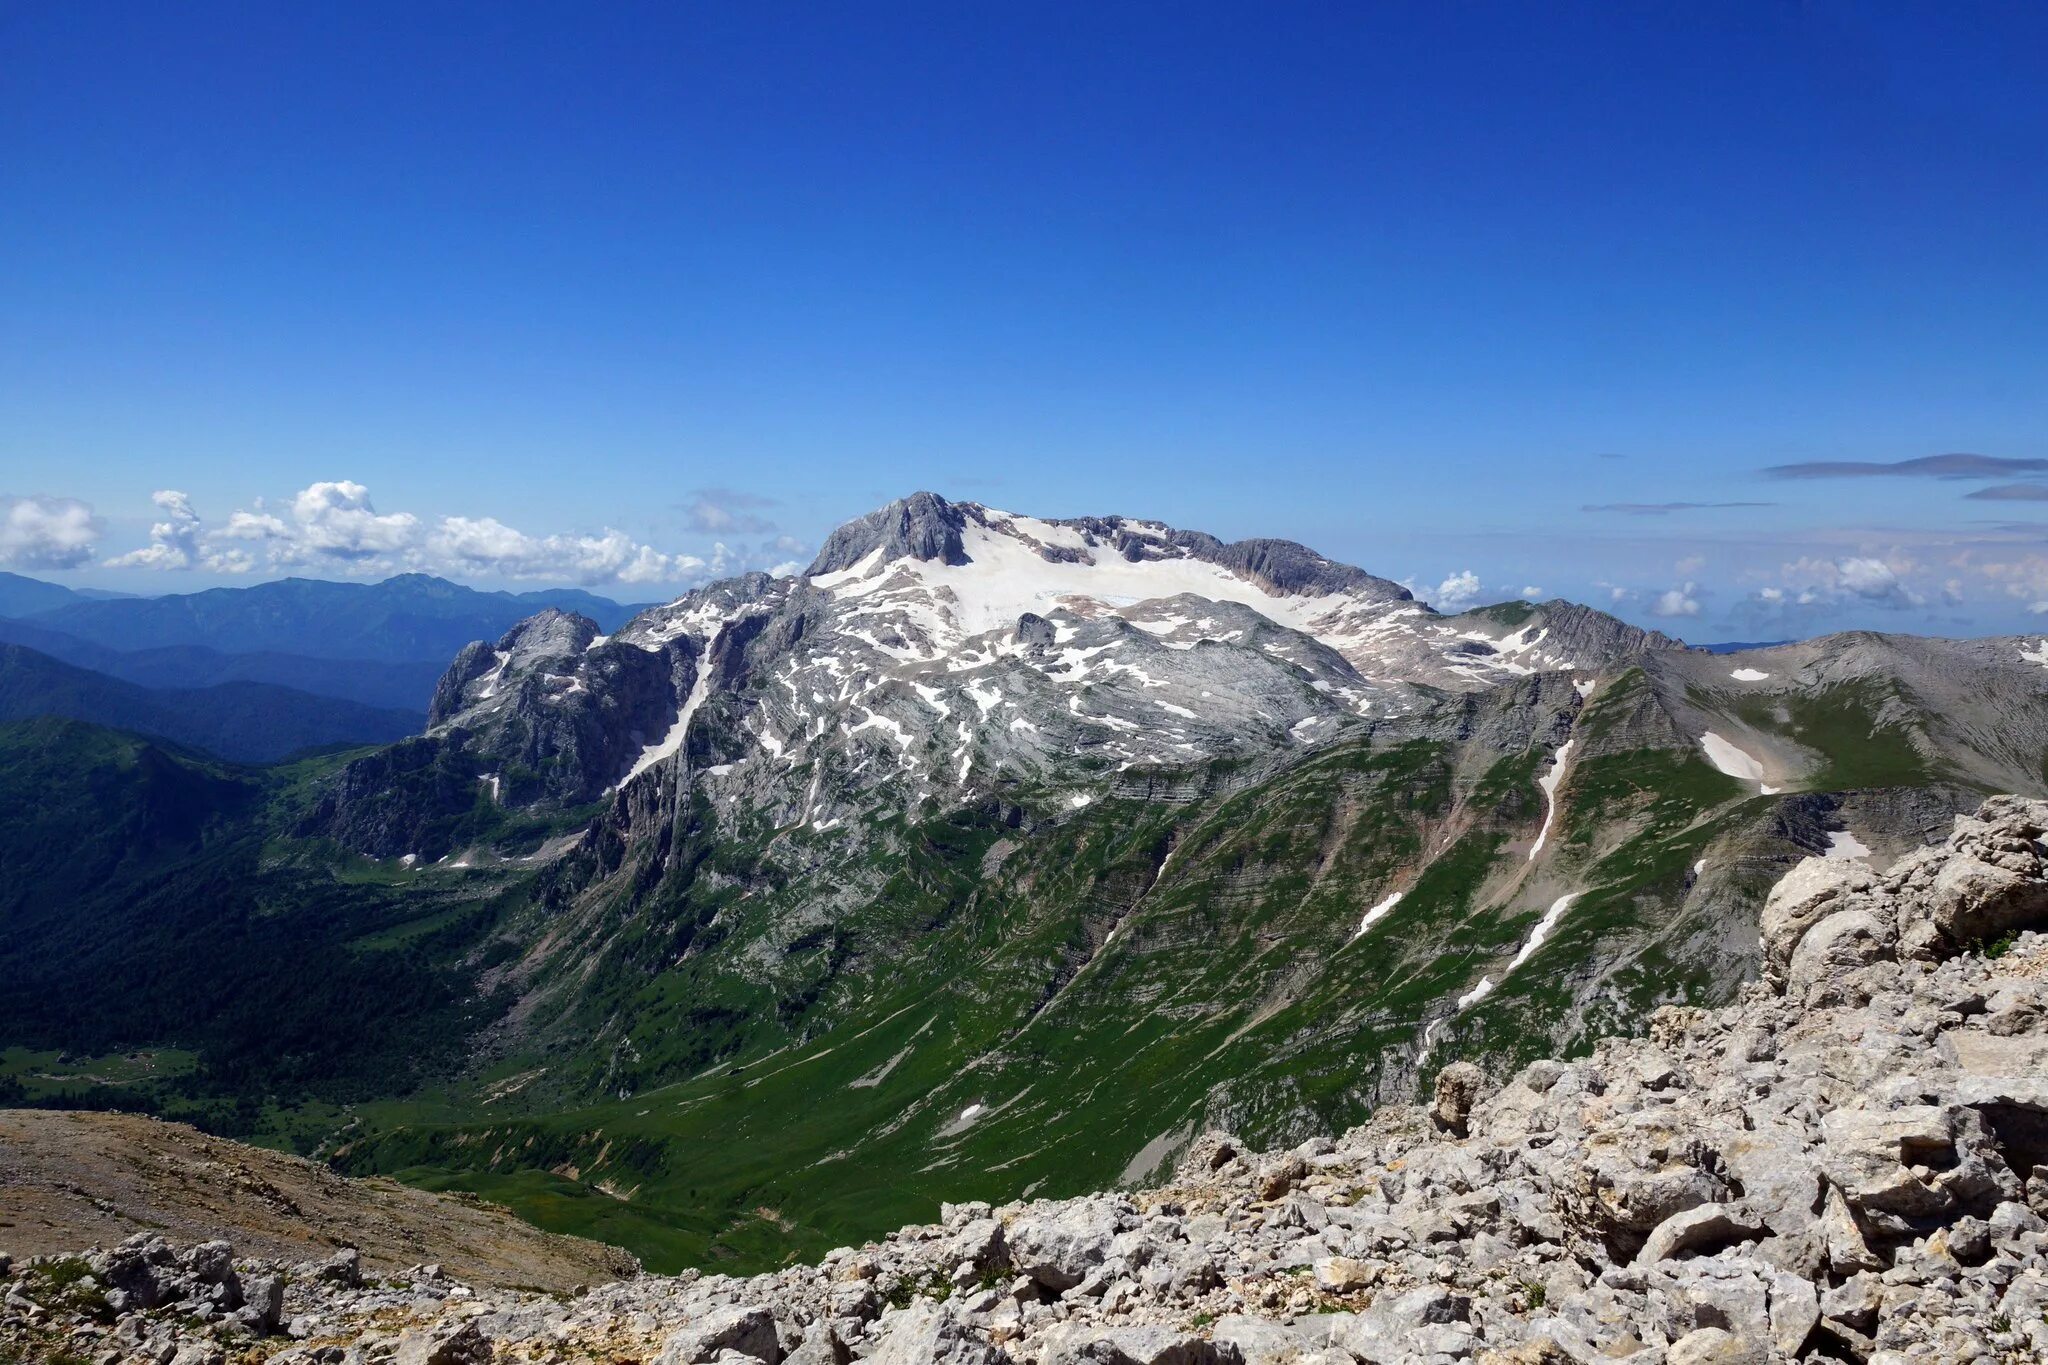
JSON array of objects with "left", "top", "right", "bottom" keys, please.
[
  {"left": 1837, "top": 556, "right": 1914, "bottom": 603},
  {"left": 430, "top": 516, "right": 703, "bottom": 586},
  {"left": 1969, "top": 554, "right": 2048, "bottom": 608},
  {"left": 1652, "top": 583, "right": 1702, "bottom": 618},
  {"left": 286, "top": 480, "right": 424, "bottom": 562},
  {"left": 84, "top": 480, "right": 761, "bottom": 588},
  {"left": 106, "top": 490, "right": 259, "bottom": 573},
  {"left": 108, "top": 490, "right": 196, "bottom": 569},
  {"left": 1765, "top": 555, "right": 1924, "bottom": 609},
  {"left": 103, "top": 543, "right": 187, "bottom": 570},
  {"left": 0, "top": 494, "right": 102, "bottom": 570},
  {"left": 1520, "top": 585, "right": 1543, "bottom": 599},
  {"left": 681, "top": 487, "right": 779, "bottom": 536},
  {"left": 205, "top": 547, "right": 256, "bottom": 574},
  {"left": 217, "top": 509, "right": 290, "bottom": 541},
  {"left": 1429, "top": 569, "right": 1482, "bottom": 611}
]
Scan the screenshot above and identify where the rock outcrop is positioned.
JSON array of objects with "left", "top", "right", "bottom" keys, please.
[{"left": 10, "top": 797, "right": 2048, "bottom": 1364}]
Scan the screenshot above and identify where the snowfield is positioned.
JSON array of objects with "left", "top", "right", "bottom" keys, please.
[
  {"left": 1527, "top": 738, "right": 1574, "bottom": 860},
  {"left": 1699, "top": 730, "right": 1781, "bottom": 795},
  {"left": 1826, "top": 829, "right": 1872, "bottom": 860},
  {"left": 1350, "top": 890, "right": 1404, "bottom": 941}
]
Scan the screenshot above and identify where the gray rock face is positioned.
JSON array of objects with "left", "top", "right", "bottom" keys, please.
[
  {"left": 1005, "top": 1199, "right": 1127, "bottom": 1292},
  {"left": 656, "top": 1303, "right": 779, "bottom": 1363},
  {"left": 1636, "top": 1205, "right": 1765, "bottom": 1266},
  {"left": 394, "top": 1318, "right": 493, "bottom": 1365},
  {"left": 1427, "top": 1061, "right": 1483, "bottom": 1136},
  {"left": 862, "top": 1299, "right": 1008, "bottom": 1365},
  {"left": 1765, "top": 794, "right": 2048, "bottom": 976},
  {"left": 314, "top": 494, "right": 1689, "bottom": 858},
  {"left": 806, "top": 491, "right": 971, "bottom": 574}
]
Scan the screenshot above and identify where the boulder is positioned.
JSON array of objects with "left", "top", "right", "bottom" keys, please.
[
  {"left": 1041, "top": 1322, "right": 1243, "bottom": 1364},
  {"left": 1786, "top": 909, "right": 1894, "bottom": 1003},
  {"left": 1006, "top": 1200, "right": 1125, "bottom": 1291},
  {"left": 1430, "top": 1062, "right": 1485, "bottom": 1136},
  {"left": 1666, "top": 1327, "right": 1765, "bottom": 1365},
  {"left": 657, "top": 1305, "right": 780, "bottom": 1364},
  {"left": 235, "top": 1273, "right": 284, "bottom": 1334},
  {"left": 1635, "top": 1204, "right": 1765, "bottom": 1265},
  {"left": 1311, "top": 1255, "right": 1377, "bottom": 1292},
  {"left": 1766, "top": 1271, "right": 1819, "bottom": 1357},
  {"left": 1760, "top": 858, "right": 1877, "bottom": 984},
  {"left": 314, "top": 1247, "right": 363, "bottom": 1288},
  {"left": 862, "top": 1301, "right": 1009, "bottom": 1365},
  {"left": 395, "top": 1320, "right": 494, "bottom": 1365}
]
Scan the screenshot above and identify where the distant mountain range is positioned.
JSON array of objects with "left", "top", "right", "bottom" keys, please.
[
  {"left": 0, "top": 617, "right": 442, "bottom": 713},
  {"left": 0, "top": 571, "right": 131, "bottom": 616},
  {"left": 0, "top": 644, "right": 421, "bottom": 762},
  {"left": 0, "top": 571, "right": 649, "bottom": 713},
  {"left": 13, "top": 572, "right": 649, "bottom": 661}
]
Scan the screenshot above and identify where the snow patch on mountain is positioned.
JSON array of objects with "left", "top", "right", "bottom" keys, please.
[
  {"left": 1350, "top": 890, "right": 1403, "bottom": 941},
  {"left": 1826, "top": 829, "right": 1871, "bottom": 860},
  {"left": 1699, "top": 730, "right": 1782, "bottom": 794},
  {"left": 1457, "top": 892, "right": 1578, "bottom": 1012},
  {"left": 1528, "top": 738, "right": 1574, "bottom": 860},
  {"left": 620, "top": 623, "right": 726, "bottom": 787}
]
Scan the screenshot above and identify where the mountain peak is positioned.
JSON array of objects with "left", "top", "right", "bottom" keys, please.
[
  {"left": 803, "top": 493, "right": 1414, "bottom": 606},
  {"left": 805, "top": 491, "right": 969, "bottom": 576}
]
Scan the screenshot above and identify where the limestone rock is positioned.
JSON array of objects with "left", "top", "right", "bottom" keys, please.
[{"left": 1430, "top": 1062, "right": 1485, "bottom": 1136}]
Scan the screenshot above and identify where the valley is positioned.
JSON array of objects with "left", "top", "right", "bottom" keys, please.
[{"left": 5, "top": 494, "right": 2047, "bottom": 1278}]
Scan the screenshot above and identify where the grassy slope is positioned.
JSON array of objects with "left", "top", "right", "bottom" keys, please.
[
  {"left": 335, "top": 690, "right": 1774, "bottom": 1274},
  {"left": 0, "top": 719, "right": 589, "bottom": 1148}
]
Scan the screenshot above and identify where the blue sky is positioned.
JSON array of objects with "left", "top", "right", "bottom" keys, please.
[{"left": 3, "top": 2, "right": 2046, "bottom": 639}]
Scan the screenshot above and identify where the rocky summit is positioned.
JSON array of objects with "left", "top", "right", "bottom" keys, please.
[
  {"left": 11, "top": 796, "right": 2048, "bottom": 1365},
  {"left": 306, "top": 493, "right": 1683, "bottom": 853}
]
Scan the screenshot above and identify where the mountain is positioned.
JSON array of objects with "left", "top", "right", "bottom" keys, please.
[
  {"left": 0, "top": 570, "right": 94, "bottom": 617},
  {"left": 25, "top": 573, "right": 645, "bottom": 662},
  {"left": 0, "top": 616, "right": 445, "bottom": 711},
  {"left": 0, "top": 645, "right": 422, "bottom": 762},
  {"left": 8, "top": 491, "right": 2048, "bottom": 1278},
  {"left": 308, "top": 495, "right": 1683, "bottom": 852},
  {"left": 12, "top": 798, "right": 2048, "bottom": 1364},
  {"left": 0, "top": 1109, "right": 637, "bottom": 1291},
  {"left": 0, "top": 717, "right": 528, "bottom": 1128}
]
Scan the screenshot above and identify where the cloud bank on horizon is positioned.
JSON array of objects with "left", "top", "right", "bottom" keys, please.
[
  {"left": 11, "top": 460, "right": 2048, "bottom": 641},
  {"left": 5, "top": 482, "right": 805, "bottom": 590},
  {"left": 1762, "top": 454, "right": 2048, "bottom": 481}
]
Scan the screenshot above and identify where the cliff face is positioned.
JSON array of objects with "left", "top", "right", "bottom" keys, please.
[{"left": 11, "top": 796, "right": 2048, "bottom": 1365}]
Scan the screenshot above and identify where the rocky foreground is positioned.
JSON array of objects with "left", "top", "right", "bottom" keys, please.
[{"left": 11, "top": 796, "right": 2048, "bottom": 1365}]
